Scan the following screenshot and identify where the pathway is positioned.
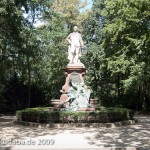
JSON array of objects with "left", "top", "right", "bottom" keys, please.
[{"left": 0, "top": 114, "right": 150, "bottom": 150}]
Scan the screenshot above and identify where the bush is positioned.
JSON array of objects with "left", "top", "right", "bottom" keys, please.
[{"left": 16, "top": 107, "right": 134, "bottom": 123}]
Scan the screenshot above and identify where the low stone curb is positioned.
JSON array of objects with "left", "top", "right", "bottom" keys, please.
[
  {"left": 0, "top": 147, "right": 138, "bottom": 150},
  {"left": 13, "top": 119, "right": 139, "bottom": 128}
]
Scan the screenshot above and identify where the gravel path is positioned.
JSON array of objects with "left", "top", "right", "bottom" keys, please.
[{"left": 0, "top": 114, "right": 150, "bottom": 150}]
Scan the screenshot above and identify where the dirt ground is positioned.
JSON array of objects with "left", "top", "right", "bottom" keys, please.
[{"left": 0, "top": 114, "right": 150, "bottom": 150}]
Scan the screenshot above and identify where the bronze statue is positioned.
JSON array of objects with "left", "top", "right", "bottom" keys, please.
[{"left": 59, "top": 80, "right": 91, "bottom": 111}]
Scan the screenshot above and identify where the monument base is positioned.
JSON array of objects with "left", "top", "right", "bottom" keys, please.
[
  {"left": 49, "top": 107, "right": 97, "bottom": 112},
  {"left": 60, "top": 63, "right": 86, "bottom": 103},
  {"left": 50, "top": 63, "right": 99, "bottom": 112},
  {"left": 50, "top": 99, "right": 99, "bottom": 109},
  {"left": 76, "top": 107, "right": 96, "bottom": 111}
]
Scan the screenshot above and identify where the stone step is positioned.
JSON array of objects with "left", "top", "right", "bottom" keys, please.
[
  {"left": 90, "top": 101, "right": 99, "bottom": 104},
  {"left": 51, "top": 99, "right": 60, "bottom": 102},
  {"left": 51, "top": 102, "right": 60, "bottom": 104},
  {"left": 77, "top": 107, "right": 96, "bottom": 111},
  {"left": 50, "top": 99, "right": 99, "bottom": 107}
]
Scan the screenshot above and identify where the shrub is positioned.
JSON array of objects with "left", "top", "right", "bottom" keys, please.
[{"left": 16, "top": 107, "right": 134, "bottom": 123}]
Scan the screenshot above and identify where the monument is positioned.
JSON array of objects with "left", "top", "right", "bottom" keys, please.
[
  {"left": 66, "top": 26, "right": 84, "bottom": 64},
  {"left": 15, "top": 27, "right": 135, "bottom": 126},
  {"left": 50, "top": 26, "right": 99, "bottom": 111}
]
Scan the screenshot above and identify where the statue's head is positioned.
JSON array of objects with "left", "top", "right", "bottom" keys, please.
[{"left": 73, "top": 26, "right": 78, "bottom": 32}]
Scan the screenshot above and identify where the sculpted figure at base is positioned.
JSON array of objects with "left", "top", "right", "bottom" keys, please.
[
  {"left": 66, "top": 26, "right": 84, "bottom": 64},
  {"left": 59, "top": 80, "right": 91, "bottom": 111}
]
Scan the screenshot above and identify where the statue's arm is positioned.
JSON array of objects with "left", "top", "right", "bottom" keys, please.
[
  {"left": 66, "top": 34, "right": 71, "bottom": 44},
  {"left": 79, "top": 34, "right": 84, "bottom": 47}
]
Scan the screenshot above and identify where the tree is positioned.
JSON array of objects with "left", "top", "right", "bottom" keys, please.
[
  {"left": 0, "top": 0, "right": 26, "bottom": 80},
  {"left": 83, "top": 0, "right": 150, "bottom": 110},
  {"left": 82, "top": 0, "right": 112, "bottom": 106},
  {"left": 0, "top": 0, "right": 28, "bottom": 111},
  {"left": 0, "top": 0, "right": 91, "bottom": 111},
  {"left": 32, "top": 0, "right": 90, "bottom": 100},
  {"left": 51, "top": 0, "right": 90, "bottom": 31},
  {"left": 101, "top": 0, "right": 150, "bottom": 109},
  {"left": 0, "top": 0, "right": 51, "bottom": 110}
]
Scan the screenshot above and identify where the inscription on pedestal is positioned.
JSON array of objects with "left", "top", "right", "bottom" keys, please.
[{"left": 69, "top": 73, "right": 81, "bottom": 84}]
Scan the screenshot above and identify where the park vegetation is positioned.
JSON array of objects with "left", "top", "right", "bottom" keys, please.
[
  {"left": 0, "top": 0, "right": 150, "bottom": 112},
  {"left": 16, "top": 107, "right": 134, "bottom": 123}
]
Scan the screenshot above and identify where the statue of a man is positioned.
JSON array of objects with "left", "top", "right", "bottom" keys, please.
[{"left": 66, "top": 26, "right": 84, "bottom": 64}]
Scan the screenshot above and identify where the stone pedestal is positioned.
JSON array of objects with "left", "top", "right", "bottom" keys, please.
[
  {"left": 60, "top": 63, "right": 86, "bottom": 104},
  {"left": 50, "top": 63, "right": 100, "bottom": 111}
]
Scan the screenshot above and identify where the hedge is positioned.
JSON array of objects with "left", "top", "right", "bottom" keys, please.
[{"left": 16, "top": 107, "right": 134, "bottom": 123}]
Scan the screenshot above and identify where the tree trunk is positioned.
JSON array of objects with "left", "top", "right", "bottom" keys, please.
[
  {"left": 26, "top": 40, "right": 31, "bottom": 108},
  {"left": 142, "top": 80, "right": 150, "bottom": 110}
]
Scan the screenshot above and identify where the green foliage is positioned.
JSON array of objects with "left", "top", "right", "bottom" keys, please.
[
  {"left": 82, "top": 43, "right": 107, "bottom": 100},
  {"left": 0, "top": 0, "right": 29, "bottom": 111},
  {"left": 0, "top": 0, "right": 90, "bottom": 112},
  {"left": 83, "top": 0, "right": 150, "bottom": 110},
  {"left": 0, "top": 74, "right": 46, "bottom": 112},
  {"left": 34, "top": 24, "right": 68, "bottom": 100},
  {"left": 1, "top": 0, "right": 150, "bottom": 113},
  {"left": 16, "top": 107, "right": 134, "bottom": 123}
]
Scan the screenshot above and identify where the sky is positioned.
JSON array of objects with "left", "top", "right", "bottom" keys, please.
[
  {"left": 23, "top": 0, "right": 93, "bottom": 27},
  {"left": 80, "top": 0, "right": 93, "bottom": 12}
]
